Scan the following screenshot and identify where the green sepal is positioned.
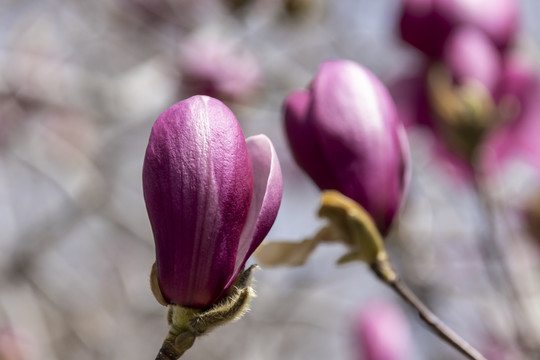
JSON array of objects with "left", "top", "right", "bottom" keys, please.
[
  {"left": 154, "top": 265, "right": 258, "bottom": 360},
  {"left": 318, "top": 190, "right": 386, "bottom": 266}
]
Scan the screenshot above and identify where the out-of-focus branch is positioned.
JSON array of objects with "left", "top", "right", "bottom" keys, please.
[{"left": 371, "top": 259, "right": 487, "bottom": 360}]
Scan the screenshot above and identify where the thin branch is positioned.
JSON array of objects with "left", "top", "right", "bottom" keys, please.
[{"left": 372, "top": 260, "right": 487, "bottom": 360}]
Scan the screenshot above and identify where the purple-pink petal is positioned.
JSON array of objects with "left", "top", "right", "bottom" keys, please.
[
  {"left": 223, "top": 134, "right": 283, "bottom": 292},
  {"left": 399, "top": 0, "right": 449, "bottom": 57},
  {"left": 143, "top": 95, "right": 253, "bottom": 308},
  {"left": 483, "top": 94, "right": 540, "bottom": 174},
  {"left": 283, "top": 90, "right": 338, "bottom": 190},
  {"left": 494, "top": 55, "right": 539, "bottom": 103},
  {"left": 442, "top": 26, "right": 501, "bottom": 92},
  {"left": 436, "top": 0, "right": 519, "bottom": 51},
  {"left": 481, "top": 56, "right": 540, "bottom": 175},
  {"left": 398, "top": 0, "right": 519, "bottom": 56},
  {"left": 388, "top": 69, "right": 432, "bottom": 128},
  {"left": 307, "top": 60, "right": 409, "bottom": 234}
]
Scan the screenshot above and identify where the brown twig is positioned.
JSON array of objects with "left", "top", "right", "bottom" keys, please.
[
  {"left": 372, "top": 260, "right": 487, "bottom": 360},
  {"left": 155, "top": 339, "right": 182, "bottom": 360},
  {"left": 155, "top": 331, "right": 195, "bottom": 360}
]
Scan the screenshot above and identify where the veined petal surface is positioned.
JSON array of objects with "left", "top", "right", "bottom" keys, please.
[
  {"left": 225, "top": 134, "right": 283, "bottom": 290},
  {"left": 308, "top": 60, "right": 409, "bottom": 234},
  {"left": 143, "top": 95, "right": 253, "bottom": 308}
]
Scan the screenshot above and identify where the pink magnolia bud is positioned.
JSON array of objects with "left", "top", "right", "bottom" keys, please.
[
  {"left": 284, "top": 60, "right": 410, "bottom": 235},
  {"left": 391, "top": 51, "right": 540, "bottom": 180},
  {"left": 0, "top": 328, "right": 30, "bottom": 360},
  {"left": 399, "top": 0, "right": 448, "bottom": 57},
  {"left": 442, "top": 26, "right": 501, "bottom": 93},
  {"left": 143, "top": 95, "right": 283, "bottom": 308},
  {"left": 391, "top": 27, "right": 503, "bottom": 177},
  {"left": 399, "top": 0, "right": 519, "bottom": 57},
  {"left": 437, "top": 0, "right": 519, "bottom": 51},
  {"left": 352, "top": 300, "right": 413, "bottom": 360},
  {"left": 179, "top": 36, "right": 262, "bottom": 102}
]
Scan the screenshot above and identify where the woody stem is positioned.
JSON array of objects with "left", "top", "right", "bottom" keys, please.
[
  {"left": 371, "top": 259, "right": 487, "bottom": 360},
  {"left": 155, "top": 330, "right": 195, "bottom": 360}
]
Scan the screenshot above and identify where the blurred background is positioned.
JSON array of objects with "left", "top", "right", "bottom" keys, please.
[{"left": 1, "top": 0, "right": 540, "bottom": 359}]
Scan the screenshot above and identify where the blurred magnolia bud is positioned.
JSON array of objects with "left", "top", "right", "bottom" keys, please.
[
  {"left": 179, "top": 36, "right": 262, "bottom": 103},
  {"left": 0, "top": 328, "right": 31, "bottom": 360},
  {"left": 427, "top": 26, "right": 500, "bottom": 162},
  {"left": 481, "top": 337, "right": 515, "bottom": 360},
  {"left": 442, "top": 26, "right": 501, "bottom": 93},
  {"left": 283, "top": 60, "right": 410, "bottom": 235},
  {"left": 143, "top": 95, "right": 282, "bottom": 308},
  {"left": 436, "top": 0, "right": 519, "bottom": 51},
  {"left": 399, "top": 0, "right": 519, "bottom": 57},
  {"left": 352, "top": 300, "right": 413, "bottom": 360},
  {"left": 399, "top": 0, "right": 448, "bottom": 57}
]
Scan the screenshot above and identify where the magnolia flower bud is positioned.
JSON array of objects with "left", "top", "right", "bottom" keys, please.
[
  {"left": 399, "top": 0, "right": 448, "bottom": 57},
  {"left": 392, "top": 52, "right": 540, "bottom": 180},
  {"left": 284, "top": 60, "right": 409, "bottom": 235},
  {"left": 143, "top": 95, "right": 282, "bottom": 309},
  {"left": 437, "top": 0, "right": 519, "bottom": 51},
  {"left": 426, "top": 27, "right": 500, "bottom": 163},
  {"left": 0, "top": 328, "right": 30, "bottom": 360},
  {"left": 399, "top": 0, "right": 519, "bottom": 57},
  {"left": 442, "top": 26, "right": 501, "bottom": 93},
  {"left": 352, "top": 300, "right": 413, "bottom": 360}
]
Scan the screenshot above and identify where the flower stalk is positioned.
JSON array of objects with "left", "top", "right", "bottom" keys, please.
[
  {"left": 257, "top": 191, "right": 489, "bottom": 360},
  {"left": 371, "top": 258, "right": 487, "bottom": 360},
  {"left": 323, "top": 191, "right": 488, "bottom": 360}
]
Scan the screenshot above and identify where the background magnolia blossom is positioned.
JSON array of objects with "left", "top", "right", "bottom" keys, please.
[
  {"left": 392, "top": 0, "right": 540, "bottom": 181},
  {"left": 352, "top": 300, "right": 414, "bottom": 360}
]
